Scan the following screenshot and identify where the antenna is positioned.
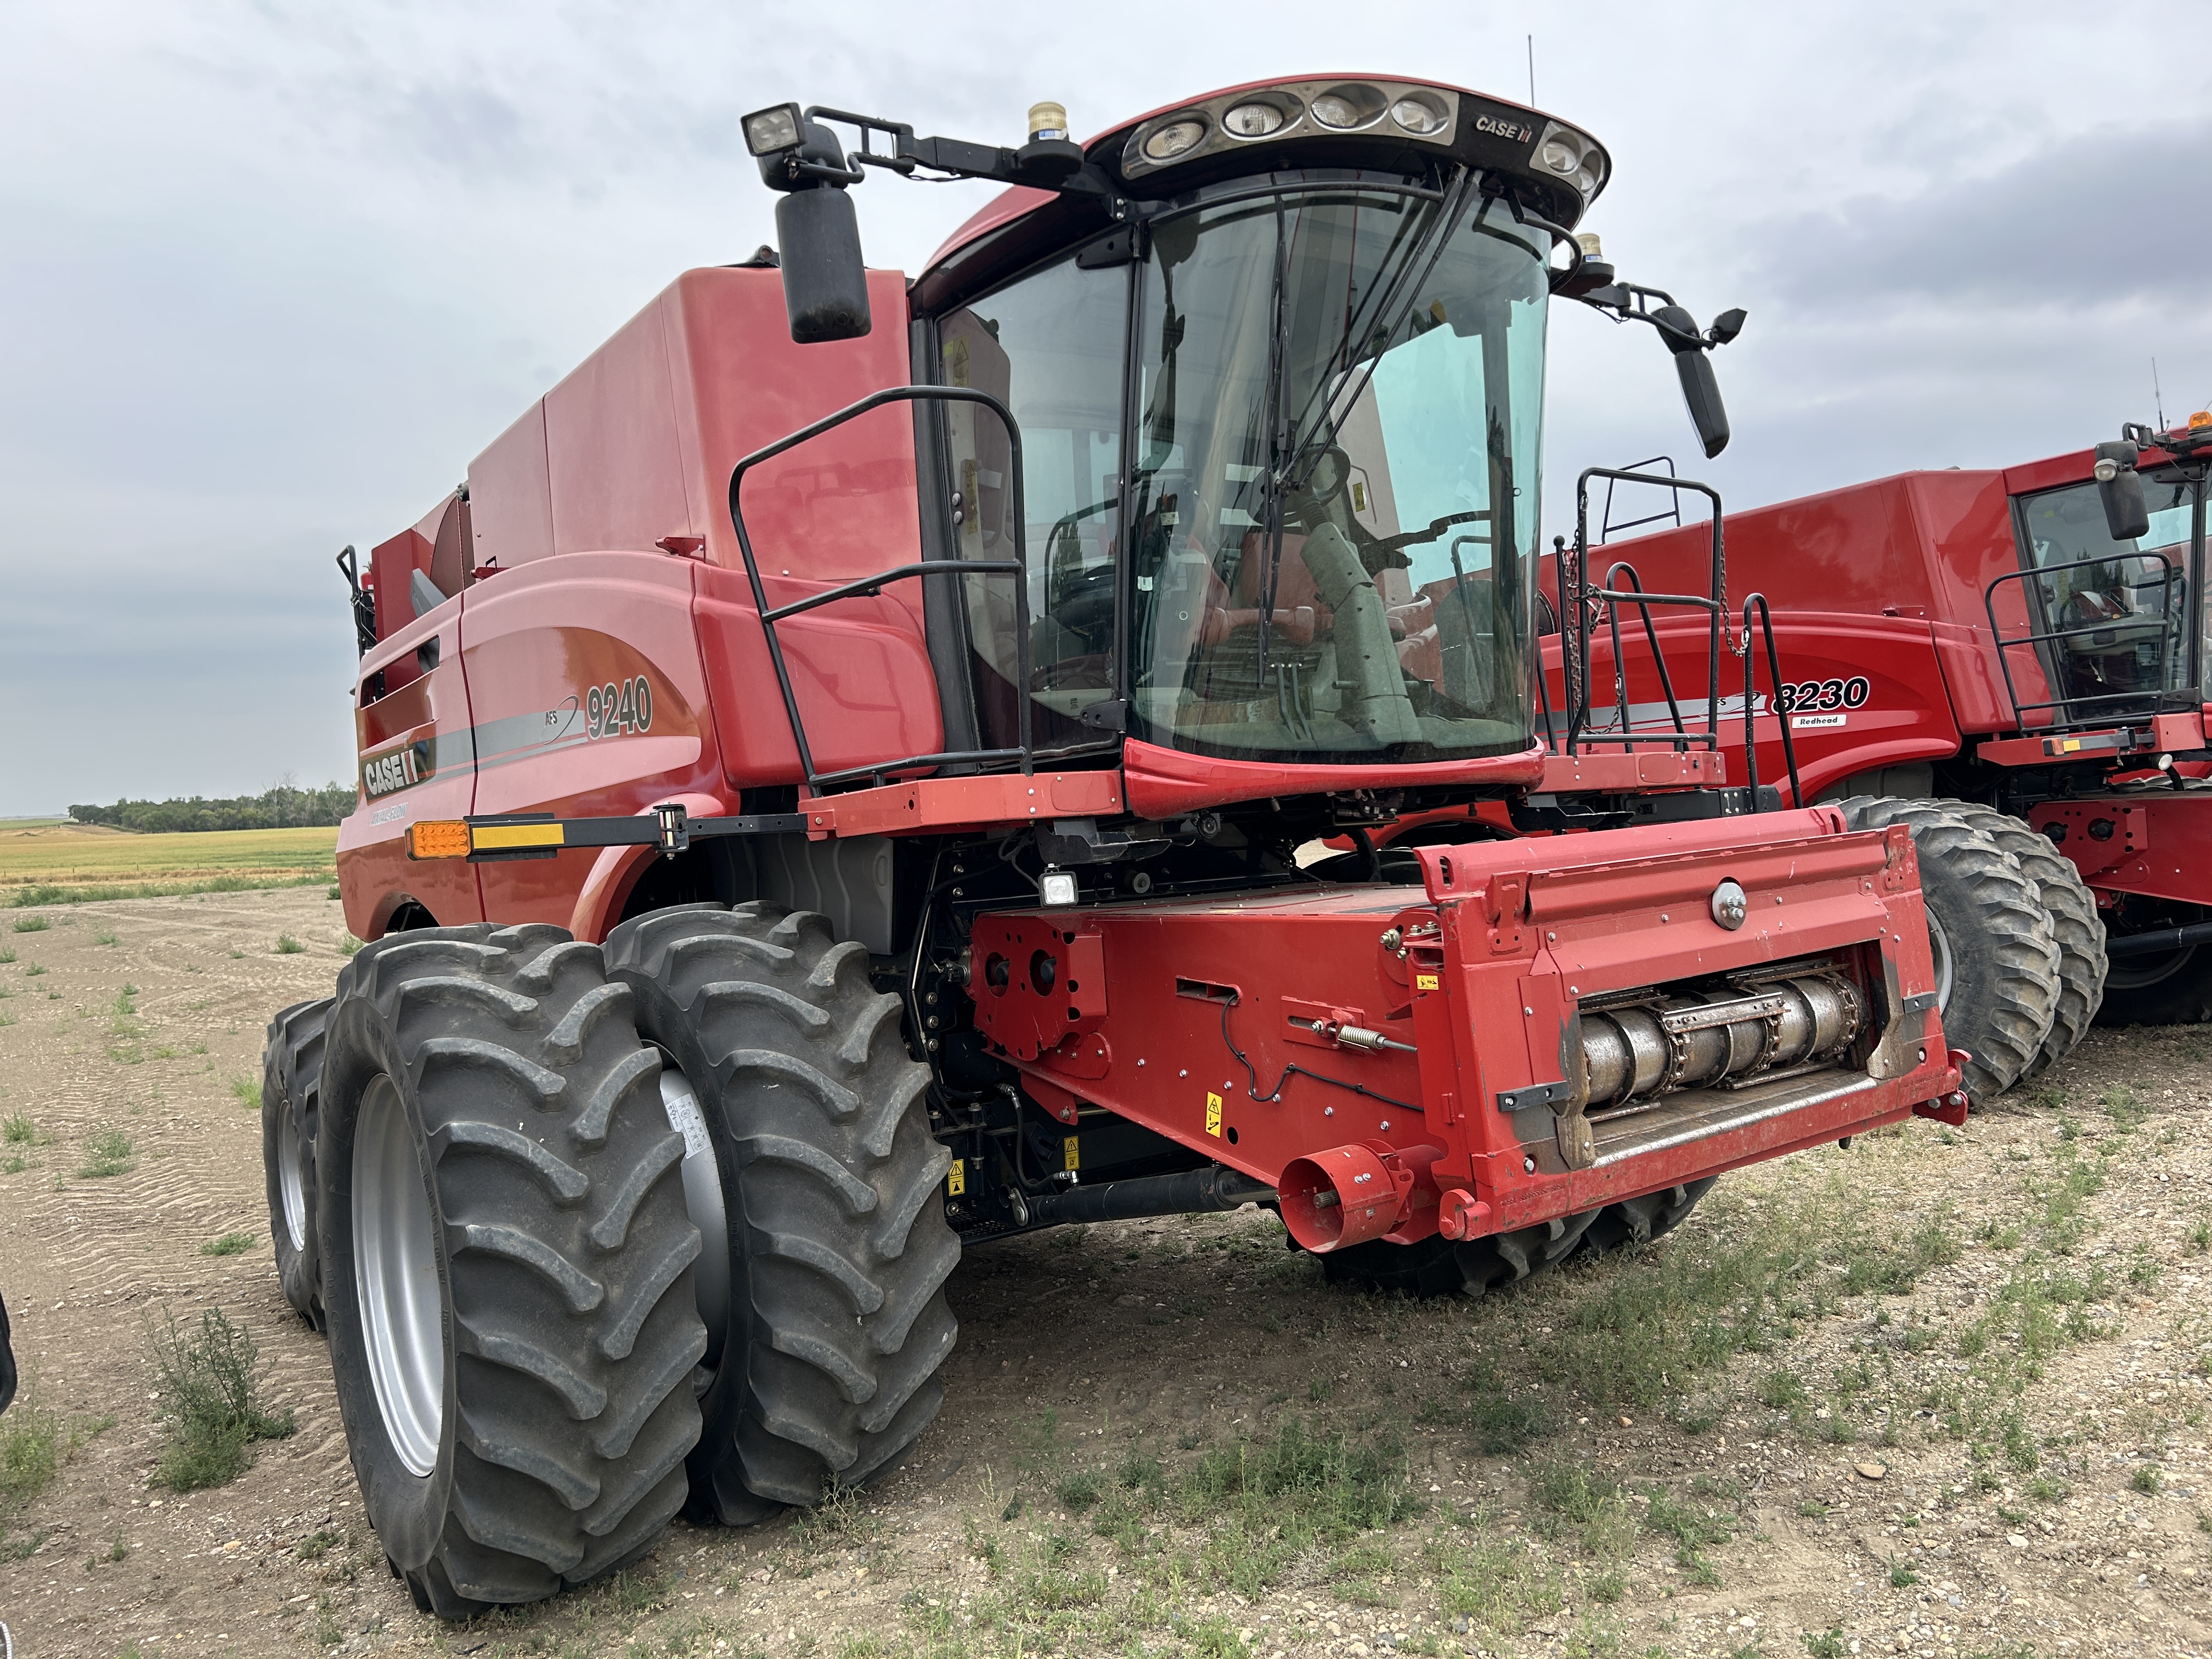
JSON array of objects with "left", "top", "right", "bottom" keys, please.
[
  {"left": 1527, "top": 35, "right": 1536, "bottom": 105},
  {"left": 2153, "top": 357, "right": 2166, "bottom": 431}
]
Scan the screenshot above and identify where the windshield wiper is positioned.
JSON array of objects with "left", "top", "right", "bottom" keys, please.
[{"left": 1273, "top": 168, "right": 1480, "bottom": 498}]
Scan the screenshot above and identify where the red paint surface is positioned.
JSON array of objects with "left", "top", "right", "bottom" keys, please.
[{"left": 969, "top": 809, "right": 1954, "bottom": 1248}]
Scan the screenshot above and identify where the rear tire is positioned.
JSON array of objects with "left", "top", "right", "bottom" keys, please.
[
  {"left": 263, "top": 997, "right": 332, "bottom": 1331},
  {"left": 319, "top": 924, "right": 706, "bottom": 1617},
  {"left": 1950, "top": 804, "right": 2106, "bottom": 1074},
  {"left": 605, "top": 902, "right": 961, "bottom": 1526},
  {"left": 1835, "top": 797, "right": 2058, "bottom": 1103},
  {"left": 1315, "top": 1207, "right": 1600, "bottom": 1297}
]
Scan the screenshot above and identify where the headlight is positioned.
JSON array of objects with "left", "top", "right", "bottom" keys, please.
[
  {"left": 741, "top": 103, "right": 803, "bottom": 156},
  {"left": 1308, "top": 83, "right": 1385, "bottom": 129},
  {"left": 1143, "top": 118, "right": 1207, "bottom": 162},
  {"left": 1390, "top": 93, "right": 1448, "bottom": 136},
  {"left": 1222, "top": 101, "right": 1287, "bottom": 139},
  {"left": 1534, "top": 120, "right": 1607, "bottom": 199}
]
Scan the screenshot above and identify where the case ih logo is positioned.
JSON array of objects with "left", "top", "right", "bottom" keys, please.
[
  {"left": 362, "top": 740, "right": 432, "bottom": 799},
  {"left": 1475, "top": 114, "right": 1533, "bottom": 143}
]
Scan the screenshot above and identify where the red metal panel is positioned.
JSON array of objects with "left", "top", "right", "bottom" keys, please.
[
  {"left": 969, "top": 810, "right": 1953, "bottom": 1249},
  {"left": 669, "top": 268, "right": 921, "bottom": 601},
  {"left": 543, "top": 287, "right": 698, "bottom": 557},
  {"left": 2029, "top": 794, "right": 2212, "bottom": 908},
  {"left": 467, "top": 399, "right": 556, "bottom": 569},
  {"left": 1120, "top": 736, "right": 1547, "bottom": 820},
  {"left": 691, "top": 561, "right": 943, "bottom": 789},
  {"left": 806, "top": 771, "right": 1124, "bottom": 839},
  {"left": 369, "top": 528, "right": 434, "bottom": 653},
  {"left": 457, "top": 551, "right": 725, "bottom": 928},
  {"left": 340, "top": 602, "right": 482, "bottom": 936}
]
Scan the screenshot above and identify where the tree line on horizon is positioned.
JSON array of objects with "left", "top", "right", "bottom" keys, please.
[{"left": 69, "top": 782, "right": 356, "bottom": 833}]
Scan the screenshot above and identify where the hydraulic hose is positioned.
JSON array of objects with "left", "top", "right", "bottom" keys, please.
[{"left": 1023, "top": 1164, "right": 1275, "bottom": 1227}]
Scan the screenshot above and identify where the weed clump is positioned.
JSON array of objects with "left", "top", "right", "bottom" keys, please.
[
  {"left": 274, "top": 934, "right": 305, "bottom": 955},
  {"left": 78, "top": 1128, "right": 134, "bottom": 1178},
  {"left": 12, "top": 915, "right": 49, "bottom": 933},
  {"left": 199, "top": 1232, "right": 256, "bottom": 1257},
  {"left": 150, "top": 1306, "right": 295, "bottom": 1490}
]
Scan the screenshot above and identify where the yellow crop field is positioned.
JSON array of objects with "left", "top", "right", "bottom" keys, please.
[{"left": 0, "top": 821, "right": 338, "bottom": 905}]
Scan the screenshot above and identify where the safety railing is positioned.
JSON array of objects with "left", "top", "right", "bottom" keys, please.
[
  {"left": 1739, "top": 594, "right": 1803, "bottom": 809},
  {"left": 1984, "top": 552, "right": 2193, "bottom": 732},
  {"left": 1558, "top": 467, "right": 1725, "bottom": 758},
  {"left": 1597, "top": 454, "right": 1684, "bottom": 544},
  {"left": 727, "top": 385, "right": 1034, "bottom": 792}
]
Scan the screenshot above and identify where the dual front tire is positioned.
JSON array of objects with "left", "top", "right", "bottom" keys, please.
[{"left": 264, "top": 907, "right": 960, "bottom": 1618}]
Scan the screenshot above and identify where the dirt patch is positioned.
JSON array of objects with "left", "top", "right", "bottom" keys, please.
[{"left": 0, "top": 888, "right": 2207, "bottom": 1658}]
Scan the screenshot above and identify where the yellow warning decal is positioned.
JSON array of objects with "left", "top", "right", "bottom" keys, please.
[
  {"left": 1062, "top": 1136, "right": 1080, "bottom": 1172},
  {"left": 946, "top": 1161, "right": 966, "bottom": 1197},
  {"left": 1415, "top": 973, "right": 1440, "bottom": 991},
  {"left": 1204, "top": 1092, "right": 1224, "bottom": 1137}
]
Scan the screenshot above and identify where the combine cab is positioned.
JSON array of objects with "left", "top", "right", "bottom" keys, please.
[{"left": 269, "top": 78, "right": 1966, "bottom": 1617}]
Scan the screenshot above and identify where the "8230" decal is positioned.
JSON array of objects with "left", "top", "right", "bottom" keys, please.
[
  {"left": 586, "top": 676, "right": 654, "bottom": 740},
  {"left": 1776, "top": 676, "right": 1870, "bottom": 714}
]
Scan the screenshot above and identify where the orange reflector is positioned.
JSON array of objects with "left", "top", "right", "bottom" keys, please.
[
  {"left": 471, "top": 821, "right": 566, "bottom": 853},
  {"left": 409, "top": 820, "right": 473, "bottom": 860}
]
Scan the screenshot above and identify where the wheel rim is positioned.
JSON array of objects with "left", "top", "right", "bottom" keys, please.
[
  {"left": 658, "top": 1061, "right": 730, "bottom": 1370},
  {"left": 1927, "top": 908, "right": 1956, "bottom": 1014},
  {"left": 353, "top": 1073, "right": 445, "bottom": 1477},
  {"left": 279, "top": 1109, "right": 308, "bottom": 1254}
]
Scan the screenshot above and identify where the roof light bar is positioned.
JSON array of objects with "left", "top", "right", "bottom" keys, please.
[{"left": 1120, "top": 78, "right": 1463, "bottom": 182}]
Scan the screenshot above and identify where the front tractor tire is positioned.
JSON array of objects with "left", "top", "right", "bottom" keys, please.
[
  {"left": 318, "top": 925, "right": 707, "bottom": 1618},
  {"left": 1836, "top": 797, "right": 2059, "bottom": 1104},
  {"left": 263, "top": 997, "right": 333, "bottom": 1330},
  {"left": 605, "top": 902, "right": 960, "bottom": 1527}
]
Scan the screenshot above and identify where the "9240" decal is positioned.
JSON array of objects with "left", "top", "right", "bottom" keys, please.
[
  {"left": 586, "top": 676, "right": 653, "bottom": 740},
  {"left": 1776, "top": 676, "right": 1870, "bottom": 715}
]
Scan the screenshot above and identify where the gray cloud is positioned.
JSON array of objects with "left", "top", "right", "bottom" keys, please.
[
  {"left": 1751, "top": 117, "right": 2212, "bottom": 312},
  {"left": 4, "top": 1, "right": 2211, "bottom": 812}
]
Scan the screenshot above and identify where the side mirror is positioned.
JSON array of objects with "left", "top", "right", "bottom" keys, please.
[
  {"left": 1649, "top": 302, "right": 1731, "bottom": 459},
  {"left": 775, "top": 187, "right": 871, "bottom": 343},
  {"left": 1675, "top": 351, "right": 1730, "bottom": 460},
  {"left": 744, "top": 108, "right": 872, "bottom": 344},
  {"left": 2095, "top": 443, "right": 2150, "bottom": 541}
]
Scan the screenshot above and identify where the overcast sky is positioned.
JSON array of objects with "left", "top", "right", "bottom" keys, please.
[{"left": 3, "top": 1, "right": 2209, "bottom": 815}]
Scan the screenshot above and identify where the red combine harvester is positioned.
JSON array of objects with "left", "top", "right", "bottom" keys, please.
[
  {"left": 1510, "top": 415, "right": 2212, "bottom": 1097},
  {"left": 264, "top": 78, "right": 1965, "bottom": 1617}
]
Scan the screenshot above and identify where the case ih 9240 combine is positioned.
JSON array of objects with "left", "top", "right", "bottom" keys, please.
[
  {"left": 1508, "top": 415, "right": 2209, "bottom": 1098},
  {"left": 262, "top": 77, "right": 1967, "bottom": 1617}
]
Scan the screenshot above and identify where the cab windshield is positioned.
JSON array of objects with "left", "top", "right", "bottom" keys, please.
[
  {"left": 930, "top": 171, "right": 1549, "bottom": 767},
  {"left": 1127, "top": 180, "right": 1546, "bottom": 763},
  {"left": 2016, "top": 473, "right": 2207, "bottom": 708}
]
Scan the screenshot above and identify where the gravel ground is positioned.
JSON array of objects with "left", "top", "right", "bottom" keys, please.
[{"left": 0, "top": 888, "right": 2206, "bottom": 1658}]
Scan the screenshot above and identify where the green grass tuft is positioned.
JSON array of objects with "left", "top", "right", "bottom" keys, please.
[
  {"left": 78, "top": 1127, "right": 134, "bottom": 1178},
  {"left": 150, "top": 1306, "right": 296, "bottom": 1491},
  {"left": 12, "top": 915, "right": 49, "bottom": 933},
  {"left": 230, "top": 1076, "right": 259, "bottom": 1109},
  {"left": 199, "top": 1232, "right": 256, "bottom": 1257},
  {"left": 273, "top": 934, "right": 304, "bottom": 955}
]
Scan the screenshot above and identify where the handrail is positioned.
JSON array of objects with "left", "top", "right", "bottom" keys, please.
[
  {"left": 727, "top": 384, "right": 1035, "bottom": 792},
  {"left": 1598, "top": 455, "right": 1683, "bottom": 545},
  {"left": 1598, "top": 562, "right": 1692, "bottom": 747},
  {"left": 1984, "top": 552, "right": 2193, "bottom": 731},
  {"left": 1739, "top": 594, "right": 1803, "bottom": 809},
  {"left": 1564, "top": 467, "right": 1725, "bottom": 757}
]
